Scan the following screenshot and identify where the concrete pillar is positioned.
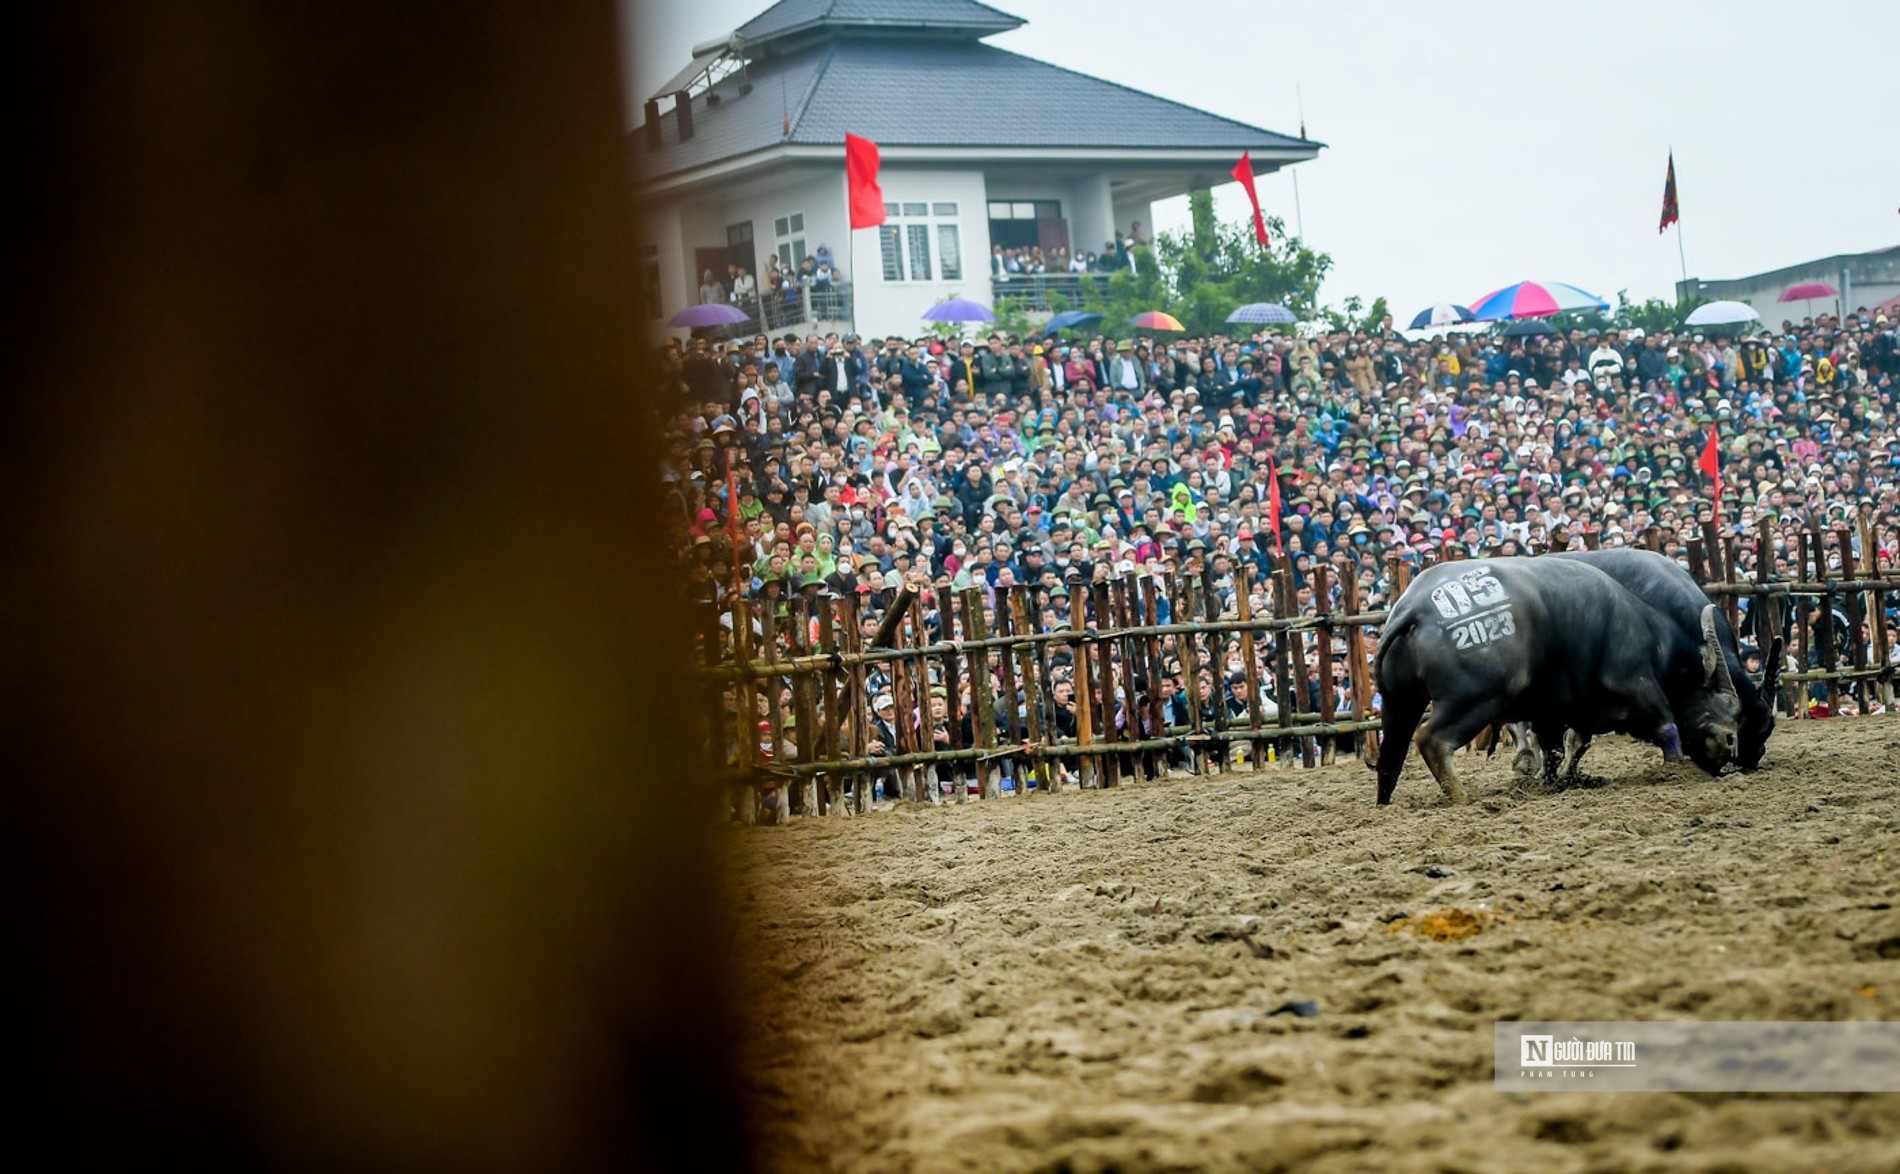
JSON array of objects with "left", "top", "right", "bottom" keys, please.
[
  {"left": 1111, "top": 197, "right": 1154, "bottom": 248},
  {"left": 1071, "top": 173, "right": 1114, "bottom": 261}
]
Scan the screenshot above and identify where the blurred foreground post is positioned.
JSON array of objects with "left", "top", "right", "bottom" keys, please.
[{"left": 10, "top": 2, "right": 752, "bottom": 1168}]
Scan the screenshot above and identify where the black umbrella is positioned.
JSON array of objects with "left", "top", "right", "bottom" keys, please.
[{"left": 1500, "top": 319, "right": 1557, "bottom": 338}]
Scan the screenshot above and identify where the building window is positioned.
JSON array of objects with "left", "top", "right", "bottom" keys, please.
[
  {"left": 937, "top": 225, "right": 962, "bottom": 280},
  {"left": 774, "top": 212, "right": 806, "bottom": 270},
  {"left": 988, "top": 199, "right": 1064, "bottom": 251},
  {"left": 878, "top": 226, "right": 902, "bottom": 282},
  {"left": 876, "top": 201, "right": 962, "bottom": 282}
]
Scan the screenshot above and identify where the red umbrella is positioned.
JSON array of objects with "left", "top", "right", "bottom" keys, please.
[
  {"left": 1875, "top": 292, "right": 1900, "bottom": 317},
  {"left": 1777, "top": 281, "right": 1838, "bottom": 302}
]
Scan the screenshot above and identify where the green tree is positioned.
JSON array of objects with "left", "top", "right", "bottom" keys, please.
[
  {"left": 1614, "top": 290, "right": 1710, "bottom": 335},
  {"left": 991, "top": 295, "right": 1039, "bottom": 340},
  {"left": 1077, "top": 189, "right": 1334, "bottom": 339}
]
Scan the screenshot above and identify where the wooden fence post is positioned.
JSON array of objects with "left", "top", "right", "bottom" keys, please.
[
  {"left": 730, "top": 597, "right": 760, "bottom": 825},
  {"left": 1313, "top": 563, "right": 1337, "bottom": 766},
  {"left": 1111, "top": 577, "right": 1147, "bottom": 781},
  {"left": 1343, "top": 570, "right": 1378, "bottom": 767},
  {"left": 757, "top": 599, "right": 788, "bottom": 823},
  {"left": 1269, "top": 563, "right": 1296, "bottom": 766},
  {"left": 1276, "top": 560, "right": 1316, "bottom": 768},
  {"left": 1817, "top": 530, "right": 1840, "bottom": 718},
  {"left": 789, "top": 597, "right": 819, "bottom": 816},
  {"left": 816, "top": 594, "right": 842, "bottom": 814},
  {"left": 1199, "top": 561, "right": 1230, "bottom": 774},
  {"left": 1070, "top": 581, "right": 1096, "bottom": 788},
  {"left": 1139, "top": 574, "right": 1168, "bottom": 776},
  {"left": 1173, "top": 568, "right": 1207, "bottom": 774},
  {"left": 940, "top": 590, "right": 966, "bottom": 804},
  {"left": 1836, "top": 527, "right": 1867, "bottom": 714},
  {"left": 1235, "top": 564, "right": 1266, "bottom": 772},
  {"left": 841, "top": 594, "right": 870, "bottom": 812},
  {"left": 1793, "top": 529, "right": 1812, "bottom": 720},
  {"left": 904, "top": 588, "right": 934, "bottom": 801},
  {"left": 1011, "top": 586, "right": 1049, "bottom": 792},
  {"left": 1862, "top": 517, "right": 1894, "bottom": 709},
  {"left": 961, "top": 587, "right": 1000, "bottom": 800},
  {"left": 1752, "top": 518, "right": 1783, "bottom": 719}
]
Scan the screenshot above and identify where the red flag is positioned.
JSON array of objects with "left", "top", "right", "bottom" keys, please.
[
  {"left": 1697, "top": 422, "right": 1721, "bottom": 523},
  {"left": 1266, "top": 453, "right": 1284, "bottom": 552},
  {"left": 1231, "top": 151, "right": 1270, "bottom": 250},
  {"left": 1658, "top": 151, "right": 1680, "bottom": 234},
  {"left": 845, "top": 133, "right": 885, "bottom": 230}
]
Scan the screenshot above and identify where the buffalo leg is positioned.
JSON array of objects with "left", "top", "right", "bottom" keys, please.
[
  {"left": 1375, "top": 692, "right": 1427, "bottom": 806},
  {"left": 1416, "top": 702, "right": 1508, "bottom": 805},
  {"left": 1532, "top": 718, "right": 1567, "bottom": 784},
  {"left": 1560, "top": 729, "right": 1592, "bottom": 780},
  {"left": 1507, "top": 723, "right": 1540, "bottom": 778},
  {"left": 1626, "top": 681, "right": 1682, "bottom": 761}
]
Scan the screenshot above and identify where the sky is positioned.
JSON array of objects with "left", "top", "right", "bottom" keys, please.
[{"left": 620, "top": 0, "right": 1899, "bottom": 317}]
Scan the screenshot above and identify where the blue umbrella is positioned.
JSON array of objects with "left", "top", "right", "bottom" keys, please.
[
  {"left": 921, "top": 298, "right": 995, "bottom": 323},
  {"left": 1226, "top": 302, "right": 1298, "bottom": 325},
  {"left": 1407, "top": 303, "right": 1474, "bottom": 330},
  {"left": 1043, "top": 310, "right": 1104, "bottom": 334},
  {"left": 668, "top": 302, "right": 752, "bottom": 328}
]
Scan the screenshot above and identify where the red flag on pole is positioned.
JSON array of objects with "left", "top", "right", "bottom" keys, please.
[
  {"left": 845, "top": 133, "right": 885, "bottom": 230},
  {"left": 1697, "top": 421, "right": 1721, "bottom": 525},
  {"left": 1658, "top": 151, "right": 1680, "bottom": 234},
  {"left": 1266, "top": 453, "right": 1284, "bottom": 552},
  {"left": 1231, "top": 151, "right": 1270, "bottom": 250}
]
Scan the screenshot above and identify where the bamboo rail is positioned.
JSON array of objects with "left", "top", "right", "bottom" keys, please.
[{"left": 703, "top": 523, "right": 1900, "bottom": 822}]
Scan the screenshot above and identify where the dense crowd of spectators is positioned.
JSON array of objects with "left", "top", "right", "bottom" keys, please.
[{"left": 668, "top": 301, "right": 1900, "bottom": 790}]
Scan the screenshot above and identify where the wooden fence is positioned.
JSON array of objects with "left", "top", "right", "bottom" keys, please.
[{"left": 696, "top": 517, "right": 1899, "bottom": 824}]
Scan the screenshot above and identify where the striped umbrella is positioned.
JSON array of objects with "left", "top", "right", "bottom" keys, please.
[
  {"left": 1407, "top": 303, "right": 1474, "bottom": 329},
  {"left": 1227, "top": 302, "right": 1298, "bottom": 325},
  {"left": 1128, "top": 310, "right": 1186, "bottom": 332},
  {"left": 1467, "top": 281, "right": 1609, "bottom": 321}
]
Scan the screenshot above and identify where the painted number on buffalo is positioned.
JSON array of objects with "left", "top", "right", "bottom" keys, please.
[
  {"left": 1431, "top": 569, "right": 1507, "bottom": 619},
  {"left": 1432, "top": 568, "right": 1515, "bottom": 650},
  {"left": 1450, "top": 609, "right": 1516, "bottom": 648}
]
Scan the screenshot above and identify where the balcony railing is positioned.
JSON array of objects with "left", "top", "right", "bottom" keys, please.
[
  {"left": 990, "top": 273, "right": 1104, "bottom": 312},
  {"left": 725, "top": 283, "right": 854, "bottom": 336}
]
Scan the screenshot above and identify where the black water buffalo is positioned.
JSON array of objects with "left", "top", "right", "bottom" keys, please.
[
  {"left": 1374, "top": 556, "right": 1740, "bottom": 805},
  {"left": 1551, "top": 548, "right": 1781, "bottom": 771}
]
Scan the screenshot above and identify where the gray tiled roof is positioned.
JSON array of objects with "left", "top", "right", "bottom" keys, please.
[
  {"left": 638, "top": 37, "right": 1318, "bottom": 181},
  {"left": 737, "top": 0, "right": 1024, "bottom": 45}
]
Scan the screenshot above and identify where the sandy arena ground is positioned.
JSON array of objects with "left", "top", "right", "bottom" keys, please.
[{"left": 729, "top": 716, "right": 1900, "bottom": 1173}]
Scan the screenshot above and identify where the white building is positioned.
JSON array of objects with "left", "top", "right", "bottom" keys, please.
[
  {"left": 634, "top": 0, "right": 1319, "bottom": 340},
  {"left": 1678, "top": 245, "right": 1900, "bottom": 327}
]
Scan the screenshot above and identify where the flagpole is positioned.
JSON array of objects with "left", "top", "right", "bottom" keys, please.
[
  {"left": 844, "top": 162, "right": 856, "bottom": 337},
  {"left": 1291, "top": 83, "right": 1307, "bottom": 241},
  {"left": 1670, "top": 147, "right": 1688, "bottom": 289}
]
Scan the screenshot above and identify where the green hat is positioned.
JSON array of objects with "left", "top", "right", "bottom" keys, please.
[
  {"left": 1187, "top": 537, "right": 1208, "bottom": 552},
  {"left": 797, "top": 574, "right": 824, "bottom": 590},
  {"left": 1048, "top": 583, "right": 1069, "bottom": 598}
]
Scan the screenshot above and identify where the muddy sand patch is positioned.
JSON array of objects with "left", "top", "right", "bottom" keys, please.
[{"left": 730, "top": 716, "right": 1900, "bottom": 1172}]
